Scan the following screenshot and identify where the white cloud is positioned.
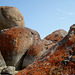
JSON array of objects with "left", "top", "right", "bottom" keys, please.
[{"left": 57, "top": 9, "right": 74, "bottom": 15}]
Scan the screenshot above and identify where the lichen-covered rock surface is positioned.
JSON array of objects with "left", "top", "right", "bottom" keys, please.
[
  {"left": 0, "top": 26, "right": 41, "bottom": 70},
  {"left": 16, "top": 25, "right": 75, "bottom": 75},
  {"left": 0, "top": 6, "right": 25, "bottom": 31},
  {"left": 0, "top": 6, "right": 74, "bottom": 75},
  {"left": 44, "top": 29, "right": 67, "bottom": 43},
  {"left": 22, "top": 39, "right": 54, "bottom": 68}
]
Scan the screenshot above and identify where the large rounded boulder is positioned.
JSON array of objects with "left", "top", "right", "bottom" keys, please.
[
  {"left": 0, "top": 27, "right": 41, "bottom": 70},
  {"left": 0, "top": 6, "right": 25, "bottom": 31},
  {"left": 44, "top": 29, "right": 67, "bottom": 43}
]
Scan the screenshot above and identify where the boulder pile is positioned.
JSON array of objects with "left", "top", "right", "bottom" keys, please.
[
  {"left": 16, "top": 25, "right": 75, "bottom": 75},
  {"left": 0, "top": 6, "right": 74, "bottom": 75}
]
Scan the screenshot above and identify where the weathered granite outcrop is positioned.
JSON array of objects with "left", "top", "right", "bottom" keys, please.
[
  {"left": 0, "top": 27, "right": 41, "bottom": 70},
  {"left": 16, "top": 25, "right": 75, "bottom": 75},
  {"left": 44, "top": 29, "right": 67, "bottom": 43},
  {"left": 22, "top": 39, "right": 54, "bottom": 68},
  {"left": 0, "top": 6, "right": 25, "bottom": 31},
  {"left": 0, "top": 6, "right": 74, "bottom": 75}
]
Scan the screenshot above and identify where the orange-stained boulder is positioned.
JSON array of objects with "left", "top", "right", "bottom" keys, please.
[
  {"left": 0, "top": 27, "right": 41, "bottom": 70},
  {"left": 16, "top": 24, "right": 75, "bottom": 75},
  {"left": 44, "top": 29, "right": 67, "bottom": 43},
  {"left": 27, "top": 39, "right": 54, "bottom": 56},
  {"left": 0, "top": 6, "right": 25, "bottom": 31},
  {"left": 22, "top": 39, "right": 55, "bottom": 68}
]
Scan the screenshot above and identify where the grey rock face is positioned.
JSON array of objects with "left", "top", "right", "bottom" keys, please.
[
  {"left": 0, "top": 52, "right": 6, "bottom": 67},
  {"left": 1, "top": 66, "right": 15, "bottom": 75}
]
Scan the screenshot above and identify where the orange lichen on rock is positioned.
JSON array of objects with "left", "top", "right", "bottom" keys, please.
[
  {"left": 22, "top": 39, "right": 55, "bottom": 68},
  {"left": 16, "top": 25, "right": 75, "bottom": 75},
  {"left": 27, "top": 39, "right": 54, "bottom": 55},
  {"left": 27, "top": 43, "right": 42, "bottom": 55},
  {"left": 0, "top": 26, "right": 41, "bottom": 70},
  {"left": 44, "top": 29, "right": 67, "bottom": 43}
]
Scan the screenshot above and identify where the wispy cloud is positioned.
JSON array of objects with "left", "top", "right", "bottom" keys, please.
[
  {"left": 57, "top": 17, "right": 66, "bottom": 20},
  {"left": 57, "top": 9, "right": 74, "bottom": 15}
]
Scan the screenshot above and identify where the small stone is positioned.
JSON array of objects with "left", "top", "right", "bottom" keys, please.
[{"left": 1, "top": 66, "right": 15, "bottom": 75}]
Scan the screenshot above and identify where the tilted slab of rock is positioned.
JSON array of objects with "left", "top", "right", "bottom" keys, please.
[
  {"left": 16, "top": 24, "right": 75, "bottom": 75},
  {"left": 0, "top": 27, "right": 41, "bottom": 70},
  {"left": 22, "top": 39, "right": 55, "bottom": 68},
  {"left": 0, "top": 6, "right": 25, "bottom": 31},
  {"left": 44, "top": 29, "right": 67, "bottom": 43}
]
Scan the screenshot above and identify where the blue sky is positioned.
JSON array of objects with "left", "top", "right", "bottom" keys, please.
[{"left": 0, "top": 0, "right": 75, "bottom": 39}]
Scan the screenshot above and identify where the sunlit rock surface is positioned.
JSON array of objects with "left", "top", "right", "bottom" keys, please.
[
  {"left": 22, "top": 39, "right": 54, "bottom": 68},
  {"left": 44, "top": 29, "right": 67, "bottom": 43},
  {"left": 0, "top": 27, "right": 41, "bottom": 70},
  {"left": 0, "top": 6, "right": 25, "bottom": 31},
  {"left": 16, "top": 25, "right": 75, "bottom": 75}
]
